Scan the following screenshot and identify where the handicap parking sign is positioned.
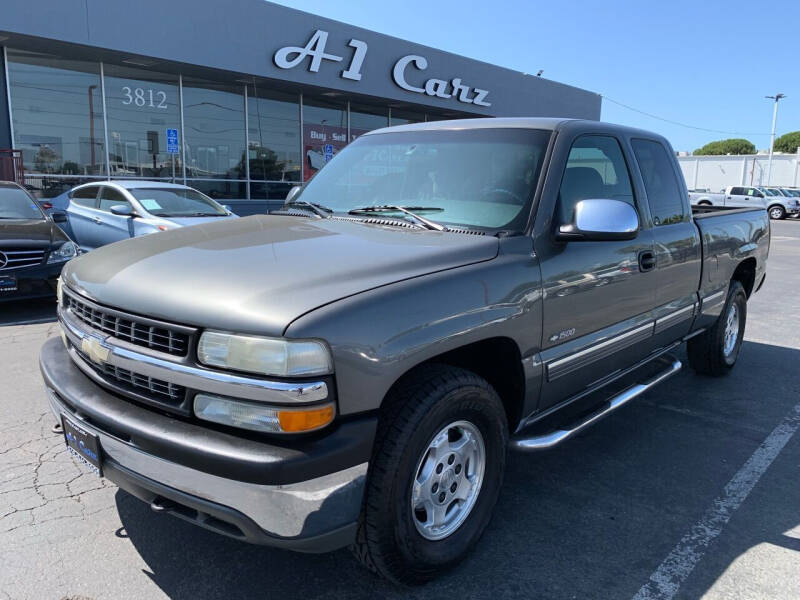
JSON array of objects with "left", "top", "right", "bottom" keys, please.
[
  {"left": 323, "top": 144, "right": 334, "bottom": 162},
  {"left": 166, "top": 129, "right": 179, "bottom": 154}
]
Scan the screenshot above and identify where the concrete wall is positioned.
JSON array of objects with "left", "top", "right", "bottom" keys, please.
[{"left": 677, "top": 153, "right": 800, "bottom": 191}]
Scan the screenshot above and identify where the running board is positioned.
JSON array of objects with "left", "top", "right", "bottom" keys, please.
[{"left": 509, "top": 356, "right": 682, "bottom": 452}]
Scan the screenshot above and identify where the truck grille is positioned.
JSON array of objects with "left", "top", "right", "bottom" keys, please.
[
  {"left": 64, "top": 291, "right": 190, "bottom": 357},
  {"left": 75, "top": 346, "right": 186, "bottom": 405},
  {"left": 0, "top": 247, "right": 46, "bottom": 270}
]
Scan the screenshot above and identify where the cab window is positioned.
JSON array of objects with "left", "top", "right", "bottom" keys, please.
[
  {"left": 631, "top": 138, "right": 686, "bottom": 226},
  {"left": 557, "top": 135, "right": 635, "bottom": 225}
]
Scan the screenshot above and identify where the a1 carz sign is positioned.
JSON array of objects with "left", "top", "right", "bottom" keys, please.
[{"left": 274, "top": 30, "right": 491, "bottom": 107}]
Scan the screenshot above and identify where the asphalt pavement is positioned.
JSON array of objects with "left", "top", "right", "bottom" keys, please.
[{"left": 1, "top": 221, "right": 799, "bottom": 600}]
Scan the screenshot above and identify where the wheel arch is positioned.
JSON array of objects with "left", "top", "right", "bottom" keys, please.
[{"left": 731, "top": 257, "right": 757, "bottom": 298}]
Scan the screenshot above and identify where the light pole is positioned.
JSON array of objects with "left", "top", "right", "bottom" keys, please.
[{"left": 765, "top": 93, "right": 786, "bottom": 185}]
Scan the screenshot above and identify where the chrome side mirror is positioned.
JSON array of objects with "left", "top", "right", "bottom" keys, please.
[
  {"left": 284, "top": 185, "right": 303, "bottom": 204},
  {"left": 557, "top": 199, "right": 639, "bottom": 241}
]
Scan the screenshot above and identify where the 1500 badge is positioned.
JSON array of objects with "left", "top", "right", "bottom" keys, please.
[{"left": 549, "top": 328, "right": 576, "bottom": 343}]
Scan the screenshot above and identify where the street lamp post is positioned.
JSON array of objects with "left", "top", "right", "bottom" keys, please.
[{"left": 765, "top": 93, "right": 786, "bottom": 185}]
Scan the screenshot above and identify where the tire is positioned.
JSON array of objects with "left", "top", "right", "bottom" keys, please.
[
  {"left": 352, "top": 364, "right": 508, "bottom": 584},
  {"left": 768, "top": 204, "right": 786, "bottom": 220},
  {"left": 687, "top": 281, "right": 747, "bottom": 376}
]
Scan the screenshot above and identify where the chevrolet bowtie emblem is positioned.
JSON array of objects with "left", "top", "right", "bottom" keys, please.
[{"left": 81, "top": 335, "right": 110, "bottom": 365}]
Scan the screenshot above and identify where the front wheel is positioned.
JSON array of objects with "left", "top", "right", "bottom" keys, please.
[
  {"left": 352, "top": 365, "right": 508, "bottom": 584},
  {"left": 768, "top": 204, "right": 786, "bottom": 220},
  {"left": 687, "top": 281, "right": 747, "bottom": 376}
]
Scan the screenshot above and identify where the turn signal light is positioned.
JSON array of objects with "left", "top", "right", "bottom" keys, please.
[
  {"left": 278, "top": 405, "right": 335, "bottom": 433},
  {"left": 193, "top": 393, "right": 335, "bottom": 434}
]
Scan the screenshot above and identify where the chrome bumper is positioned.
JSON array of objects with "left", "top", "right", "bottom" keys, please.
[{"left": 46, "top": 387, "right": 366, "bottom": 545}]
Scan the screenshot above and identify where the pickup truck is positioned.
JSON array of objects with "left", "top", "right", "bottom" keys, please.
[
  {"left": 689, "top": 185, "right": 770, "bottom": 213},
  {"left": 755, "top": 186, "right": 800, "bottom": 220},
  {"left": 40, "top": 118, "right": 769, "bottom": 584}
]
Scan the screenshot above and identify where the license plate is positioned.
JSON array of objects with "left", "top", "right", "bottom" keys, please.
[
  {"left": 0, "top": 275, "right": 17, "bottom": 292},
  {"left": 62, "top": 415, "right": 103, "bottom": 476}
]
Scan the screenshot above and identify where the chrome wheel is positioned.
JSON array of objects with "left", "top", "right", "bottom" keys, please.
[
  {"left": 723, "top": 302, "right": 740, "bottom": 357},
  {"left": 769, "top": 207, "right": 784, "bottom": 220},
  {"left": 410, "top": 420, "right": 485, "bottom": 541}
]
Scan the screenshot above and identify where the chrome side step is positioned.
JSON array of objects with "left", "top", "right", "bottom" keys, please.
[{"left": 509, "top": 356, "right": 682, "bottom": 452}]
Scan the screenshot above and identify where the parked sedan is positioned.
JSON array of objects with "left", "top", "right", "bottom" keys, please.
[
  {"left": 65, "top": 181, "right": 237, "bottom": 250},
  {"left": 0, "top": 181, "right": 79, "bottom": 302}
]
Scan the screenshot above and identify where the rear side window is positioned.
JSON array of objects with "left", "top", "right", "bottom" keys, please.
[
  {"left": 98, "top": 187, "right": 131, "bottom": 212},
  {"left": 557, "top": 135, "right": 635, "bottom": 224},
  {"left": 631, "top": 139, "right": 686, "bottom": 226},
  {"left": 71, "top": 186, "right": 99, "bottom": 207},
  {"left": 730, "top": 187, "right": 745, "bottom": 196}
]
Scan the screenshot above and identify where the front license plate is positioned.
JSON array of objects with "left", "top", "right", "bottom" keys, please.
[
  {"left": 0, "top": 275, "right": 17, "bottom": 292},
  {"left": 62, "top": 415, "right": 103, "bottom": 476}
]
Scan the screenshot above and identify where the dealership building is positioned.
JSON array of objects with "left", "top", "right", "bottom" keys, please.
[{"left": 0, "top": 0, "right": 600, "bottom": 214}]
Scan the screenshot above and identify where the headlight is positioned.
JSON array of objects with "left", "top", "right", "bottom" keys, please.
[
  {"left": 47, "top": 241, "right": 79, "bottom": 264},
  {"left": 197, "top": 331, "right": 332, "bottom": 377},
  {"left": 194, "top": 394, "right": 335, "bottom": 434}
]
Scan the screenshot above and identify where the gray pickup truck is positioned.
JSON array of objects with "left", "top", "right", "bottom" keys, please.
[{"left": 40, "top": 118, "right": 769, "bottom": 584}]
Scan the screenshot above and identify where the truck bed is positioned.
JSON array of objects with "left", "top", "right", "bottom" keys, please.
[{"left": 691, "top": 204, "right": 766, "bottom": 218}]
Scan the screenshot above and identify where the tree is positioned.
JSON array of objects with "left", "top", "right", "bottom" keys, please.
[
  {"left": 693, "top": 138, "right": 756, "bottom": 156},
  {"left": 774, "top": 131, "right": 800, "bottom": 154}
]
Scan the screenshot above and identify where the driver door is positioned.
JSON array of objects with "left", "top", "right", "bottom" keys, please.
[
  {"left": 536, "top": 134, "right": 657, "bottom": 410},
  {"left": 94, "top": 186, "right": 135, "bottom": 247}
]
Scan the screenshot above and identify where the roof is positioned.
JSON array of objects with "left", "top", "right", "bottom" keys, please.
[
  {"left": 104, "top": 180, "right": 192, "bottom": 190},
  {"left": 363, "top": 117, "right": 578, "bottom": 136}
]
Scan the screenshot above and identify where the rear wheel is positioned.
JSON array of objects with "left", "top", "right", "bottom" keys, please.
[
  {"left": 687, "top": 281, "right": 747, "bottom": 376},
  {"left": 352, "top": 364, "right": 508, "bottom": 584},
  {"left": 768, "top": 204, "right": 786, "bottom": 220}
]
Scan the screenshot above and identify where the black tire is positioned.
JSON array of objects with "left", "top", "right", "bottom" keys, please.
[
  {"left": 687, "top": 281, "right": 747, "bottom": 376},
  {"left": 352, "top": 364, "right": 508, "bottom": 584},
  {"left": 768, "top": 204, "right": 786, "bottom": 220}
]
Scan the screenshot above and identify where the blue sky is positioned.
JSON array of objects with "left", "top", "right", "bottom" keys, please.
[{"left": 272, "top": 0, "right": 800, "bottom": 152}]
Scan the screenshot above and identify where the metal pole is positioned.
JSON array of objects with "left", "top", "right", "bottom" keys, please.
[
  {"left": 99, "top": 62, "right": 111, "bottom": 180},
  {"left": 179, "top": 75, "right": 186, "bottom": 184},
  {"left": 765, "top": 93, "right": 785, "bottom": 186},
  {"left": 4, "top": 47, "right": 15, "bottom": 150},
  {"left": 243, "top": 84, "right": 250, "bottom": 200},
  {"left": 299, "top": 92, "right": 304, "bottom": 182}
]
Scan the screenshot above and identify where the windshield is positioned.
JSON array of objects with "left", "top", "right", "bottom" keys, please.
[
  {"left": 295, "top": 128, "right": 551, "bottom": 231},
  {"left": 0, "top": 186, "right": 44, "bottom": 220},
  {"left": 783, "top": 189, "right": 800, "bottom": 197},
  {"left": 764, "top": 188, "right": 781, "bottom": 196},
  {"left": 129, "top": 188, "right": 227, "bottom": 217}
]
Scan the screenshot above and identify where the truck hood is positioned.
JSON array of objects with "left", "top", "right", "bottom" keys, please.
[
  {"left": 62, "top": 215, "right": 499, "bottom": 336},
  {"left": 160, "top": 214, "right": 238, "bottom": 228}
]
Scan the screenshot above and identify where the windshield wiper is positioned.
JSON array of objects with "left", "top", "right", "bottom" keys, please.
[
  {"left": 192, "top": 212, "right": 227, "bottom": 217},
  {"left": 347, "top": 205, "right": 445, "bottom": 231},
  {"left": 284, "top": 200, "right": 332, "bottom": 218}
]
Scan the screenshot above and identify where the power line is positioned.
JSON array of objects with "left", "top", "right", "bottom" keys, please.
[{"left": 601, "top": 95, "right": 772, "bottom": 137}]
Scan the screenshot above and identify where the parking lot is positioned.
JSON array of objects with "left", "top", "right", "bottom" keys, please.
[{"left": 0, "top": 220, "right": 798, "bottom": 600}]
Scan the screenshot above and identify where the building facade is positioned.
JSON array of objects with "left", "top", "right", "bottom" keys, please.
[{"left": 0, "top": 0, "right": 600, "bottom": 213}]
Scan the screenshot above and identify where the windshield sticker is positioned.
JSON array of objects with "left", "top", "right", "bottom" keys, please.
[{"left": 140, "top": 199, "right": 162, "bottom": 211}]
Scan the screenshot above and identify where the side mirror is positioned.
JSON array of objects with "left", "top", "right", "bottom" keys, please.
[
  {"left": 51, "top": 211, "right": 68, "bottom": 223},
  {"left": 109, "top": 204, "right": 134, "bottom": 217},
  {"left": 284, "top": 185, "right": 303, "bottom": 204},
  {"left": 556, "top": 199, "right": 639, "bottom": 242}
]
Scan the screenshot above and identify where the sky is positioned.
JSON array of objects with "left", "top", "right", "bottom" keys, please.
[{"left": 271, "top": 0, "right": 800, "bottom": 153}]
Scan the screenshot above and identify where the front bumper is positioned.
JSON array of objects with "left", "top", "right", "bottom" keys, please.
[
  {"left": 40, "top": 336, "right": 376, "bottom": 552},
  {"left": 0, "top": 261, "right": 63, "bottom": 302}
]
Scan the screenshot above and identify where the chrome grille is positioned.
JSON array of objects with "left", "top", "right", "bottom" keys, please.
[
  {"left": 63, "top": 291, "right": 190, "bottom": 357},
  {"left": 75, "top": 346, "right": 185, "bottom": 404},
  {"left": 0, "top": 247, "right": 46, "bottom": 270}
]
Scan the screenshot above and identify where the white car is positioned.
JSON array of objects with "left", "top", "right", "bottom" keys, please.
[
  {"left": 65, "top": 181, "right": 237, "bottom": 250},
  {"left": 690, "top": 185, "right": 768, "bottom": 211},
  {"left": 754, "top": 187, "right": 800, "bottom": 220}
]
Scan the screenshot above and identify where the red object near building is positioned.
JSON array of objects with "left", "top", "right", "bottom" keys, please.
[{"left": 0, "top": 149, "right": 23, "bottom": 183}]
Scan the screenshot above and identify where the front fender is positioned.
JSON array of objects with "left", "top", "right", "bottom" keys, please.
[{"left": 285, "top": 237, "right": 543, "bottom": 416}]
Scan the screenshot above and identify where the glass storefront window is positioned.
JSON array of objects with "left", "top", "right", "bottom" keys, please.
[
  {"left": 183, "top": 78, "right": 246, "bottom": 179},
  {"left": 103, "top": 64, "right": 181, "bottom": 179},
  {"left": 6, "top": 49, "right": 105, "bottom": 178},
  {"left": 302, "top": 98, "right": 346, "bottom": 181},
  {"left": 349, "top": 104, "right": 388, "bottom": 141},
  {"left": 246, "top": 84, "right": 300, "bottom": 182},
  {"left": 186, "top": 179, "right": 247, "bottom": 201},
  {"left": 389, "top": 108, "right": 425, "bottom": 127}
]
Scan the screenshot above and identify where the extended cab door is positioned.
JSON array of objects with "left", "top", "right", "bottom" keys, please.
[
  {"left": 629, "top": 138, "right": 701, "bottom": 341},
  {"left": 534, "top": 132, "right": 658, "bottom": 410}
]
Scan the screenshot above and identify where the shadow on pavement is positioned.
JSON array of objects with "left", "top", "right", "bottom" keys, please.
[
  {"left": 0, "top": 297, "right": 57, "bottom": 326},
  {"left": 114, "top": 340, "right": 800, "bottom": 600}
]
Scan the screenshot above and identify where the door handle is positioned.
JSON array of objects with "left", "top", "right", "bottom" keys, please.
[
  {"left": 638, "top": 250, "right": 656, "bottom": 272},
  {"left": 93, "top": 217, "right": 102, "bottom": 224}
]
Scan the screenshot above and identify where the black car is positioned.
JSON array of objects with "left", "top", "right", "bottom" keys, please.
[{"left": 0, "top": 181, "right": 79, "bottom": 302}]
